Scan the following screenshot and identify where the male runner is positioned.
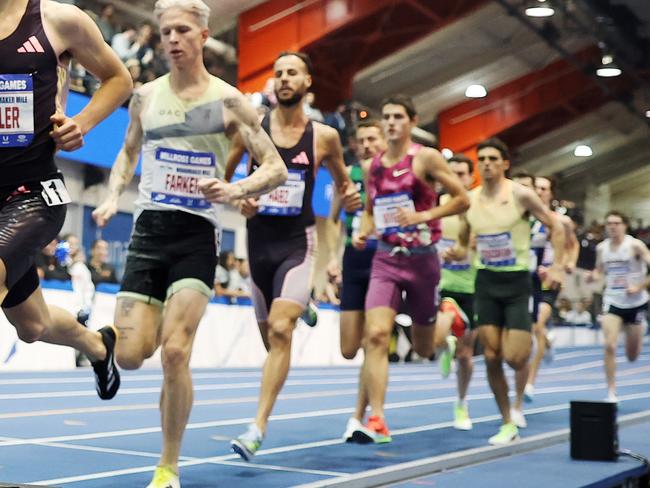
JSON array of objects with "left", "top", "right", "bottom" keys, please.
[
  {"left": 0, "top": 0, "right": 131, "bottom": 400},
  {"left": 434, "top": 154, "right": 478, "bottom": 430},
  {"left": 520, "top": 175, "right": 578, "bottom": 405},
  {"left": 351, "top": 95, "right": 469, "bottom": 442},
  {"left": 327, "top": 119, "right": 387, "bottom": 441},
  {"left": 224, "top": 51, "right": 361, "bottom": 460},
  {"left": 92, "top": 1, "right": 286, "bottom": 486},
  {"left": 588, "top": 211, "right": 650, "bottom": 403},
  {"left": 449, "top": 138, "right": 565, "bottom": 445}
]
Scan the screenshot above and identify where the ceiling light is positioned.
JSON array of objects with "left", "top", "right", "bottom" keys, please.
[
  {"left": 596, "top": 55, "right": 622, "bottom": 77},
  {"left": 574, "top": 144, "right": 593, "bottom": 157},
  {"left": 441, "top": 148, "right": 453, "bottom": 159},
  {"left": 465, "top": 84, "right": 487, "bottom": 98},
  {"left": 646, "top": 110, "right": 650, "bottom": 118},
  {"left": 525, "top": 0, "right": 555, "bottom": 17}
]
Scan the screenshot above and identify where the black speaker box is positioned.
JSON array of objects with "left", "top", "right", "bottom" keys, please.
[{"left": 570, "top": 400, "right": 618, "bottom": 461}]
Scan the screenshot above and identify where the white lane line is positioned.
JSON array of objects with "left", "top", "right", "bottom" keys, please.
[
  {"left": 3, "top": 353, "right": 647, "bottom": 402},
  {"left": 2, "top": 359, "right": 650, "bottom": 421},
  {"left": 0, "top": 346, "right": 624, "bottom": 386},
  {"left": 6, "top": 377, "right": 650, "bottom": 448},
  {"left": 29, "top": 390, "right": 650, "bottom": 486}
]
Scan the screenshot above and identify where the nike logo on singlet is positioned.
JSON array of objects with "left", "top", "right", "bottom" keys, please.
[{"left": 393, "top": 168, "right": 409, "bottom": 177}]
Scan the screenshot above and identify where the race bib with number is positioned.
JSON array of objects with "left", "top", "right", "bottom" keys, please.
[
  {"left": 373, "top": 192, "right": 415, "bottom": 235},
  {"left": 0, "top": 74, "right": 34, "bottom": 147},
  {"left": 258, "top": 169, "right": 305, "bottom": 216},
  {"left": 605, "top": 260, "right": 630, "bottom": 290},
  {"left": 41, "top": 178, "right": 71, "bottom": 206},
  {"left": 476, "top": 232, "right": 516, "bottom": 267},
  {"left": 437, "top": 238, "right": 470, "bottom": 271},
  {"left": 151, "top": 147, "right": 215, "bottom": 209}
]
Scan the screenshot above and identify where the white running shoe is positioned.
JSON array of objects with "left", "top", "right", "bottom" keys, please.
[
  {"left": 524, "top": 383, "right": 534, "bottom": 403},
  {"left": 342, "top": 417, "right": 363, "bottom": 442},
  {"left": 510, "top": 407, "right": 527, "bottom": 429},
  {"left": 605, "top": 393, "right": 619, "bottom": 404}
]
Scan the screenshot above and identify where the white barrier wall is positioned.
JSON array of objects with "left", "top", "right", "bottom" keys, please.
[{"left": 0, "top": 289, "right": 362, "bottom": 371}]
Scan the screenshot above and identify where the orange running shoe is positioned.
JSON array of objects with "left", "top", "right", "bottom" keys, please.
[{"left": 352, "top": 415, "right": 392, "bottom": 444}]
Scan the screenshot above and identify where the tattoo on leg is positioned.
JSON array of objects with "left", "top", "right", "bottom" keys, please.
[
  {"left": 116, "top": 325, "right": 134, "bottom": 340},
  {"left": 119, "top": 298, "right": 136, "bottom": 317}
]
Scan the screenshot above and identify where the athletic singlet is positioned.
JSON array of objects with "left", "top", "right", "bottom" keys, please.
[
  {"left": 247, "top": 114, "right": 316, "bottom": 241},
  {"left": 466, "top": 179, "right": 530, "bottom": 271},
  {"left": 600, "top": 235, "right": 648, "bottom": 309},
  {"left": 0, "top": 0, "right": 67, "bottom": 189},
  {"left": 367, "top": 143, "right": 440, "bottom": 249},
  {"left": 137, "top": 73, "right": 230, "bottom": 228},
  {"left": 530, "top": 219, "right": 554, "bottom": 269},
  {"left": 343, "top": 163, "right": 376, "bottom": 248},
  {"left": 438, "top": 193, "right": 475, "bottom": 294}
]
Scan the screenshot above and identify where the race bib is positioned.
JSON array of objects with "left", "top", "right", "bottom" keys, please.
[
  {"left": 40, "top": 178, "right": 71, "bottom": 206},
  {"left": 151, "top": 147, "right": 215, "bottom": 209},
  {"left": 437, "top": 238, "right": 470, "bottom": 271},
  {"left": 258, "top": 169, "right": 305, "bottom": 216},
  {"left": 476, "top": 232, "right": 516, "bottom": 267},
  {"left": 605, "top": 260, "right": 630, "bottom": 290},
  {"left": 0, "top": 74, "right": 34, "bottom": 147},
  {"left": 373, "top": 192, "right": 415, "bottom": 235}
]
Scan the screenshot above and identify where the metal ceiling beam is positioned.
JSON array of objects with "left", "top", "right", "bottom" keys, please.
[{"left": 493, "top": 0, "right": 648, "bottom": 126}]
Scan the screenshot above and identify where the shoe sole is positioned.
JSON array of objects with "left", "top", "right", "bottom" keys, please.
[
  {"left": 95, "top": 325, "right": 121, "bottom": 400},
  {"left": 231, "top": 440, "right": 253, "bottom": 461},
  {"left": 351, "top": 430, "right": 374, "bottom": 444},
  {"left": 454, "top": 422, "right": 473, "bottom": 431},
  {"left": 488, "top": 435, "right": 520, "bottom": 446}
]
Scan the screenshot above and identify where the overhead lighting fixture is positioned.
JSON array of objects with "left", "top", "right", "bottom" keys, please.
[
  {"left": 525, "top": 0, "right": 555, "bottom": 17},
  {"left": 596, "top": 54, "right": 622, "bottom": 77},
  {"left": 574, "top": 144, "right": 593, "bottom": 157},
  {"left": 441, "top": 148, "right": 454, "bottom": 159},
  {"left": 646, "top": 110, "right": 650, "bottom": 118},
  {"left": 465, "top": 84, "right": 487, "bottom": 98}
]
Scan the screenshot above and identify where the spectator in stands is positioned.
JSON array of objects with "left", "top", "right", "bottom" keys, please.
[
  {"left": 111, "top": 23, "right": 137, "bottom": 60},
  {"left": 126, "top": 23, "right": 154, "bottom": 68},
  {"left": 303, "top": 92, "right": 324, "bottom": 122},
  {"left": 236, "top": 258, "right": 251, "bottom": 296},
  {"left": 319, "top": 267, "right": 341, "bottom": 305},
  {"left": 566, "top": 299, "right": 593, "bottom": 327},
  {"left": 62, "top": 234, "right": 95, "bottom": 319},
  {"left": 94, "top": 3, "right": 116, "bottom": 43},
  {"left": 35, "top": 238, "right": 70, "bottom": 281},
  {"left": 214, "top": 251, "right": 247, "bottom": 299},
  {"left": 324, "top": 103, "right": 348, "bottom": 145},
  {"left": 88, "top": 239, "right": 119, "bottom": 286}
]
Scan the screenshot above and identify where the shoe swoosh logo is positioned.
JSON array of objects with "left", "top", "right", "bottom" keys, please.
[{"left": 393, "top": 168, "right": 409, "bottom": 177}]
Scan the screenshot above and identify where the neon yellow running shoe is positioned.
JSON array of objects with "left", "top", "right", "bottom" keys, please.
[
  {"left": 488, "top": 422, "right": 519, "bottom": 445},
  {"left": 453, "top": 402, "right": 472, "bottom": 430},
  {"left": 438, "top": 335, "right": 457, "bottom": 379},
  {"left": 145, "top": 465, "right": 180, "bottom": 488}
]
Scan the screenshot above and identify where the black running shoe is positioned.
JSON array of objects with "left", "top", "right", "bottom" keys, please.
[{"left": 92, "top": 325, "right": 120, "bottom": 400}]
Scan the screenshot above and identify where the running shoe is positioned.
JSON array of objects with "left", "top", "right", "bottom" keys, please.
[
  {"left": 92, "top": 325, "right": 120, "bottom": 400},
  {"left": 352, "top": 415, "right": 392, "bottom": 444},
  {"left": 543, "top": 330, "right": 556, "bottom": 364},
  {"left": 438, "top": 335, "right": 457, "bottom": 379},
  {"left": 488, "top": 423, "right": 519, "bottom": 445},
  {"left": 524, "top": 383, "right": 535, "bottom": 403},
  {"left": 145, "top": 465, "right": 180, "bottom": 488},
  {"left": 605, "top": 393, "right": 619, "bottom": 404},
  {"left": 231, "top": 423, "right": 264, "bottom": 461},
  {"left": 299, "top": 301, "right": 319, "bottom": 328},
  {"left": 453, "top": 402, "right": 472, "bottom": 430},
  {"left": 510, "top": 407, "right": 527, "bottom": 428},
  {"left": 342, "top": 417, "right": 363, "bottom": 442},
  {"left": 440, "top": 297, "right": 469, "bottom": 338}
]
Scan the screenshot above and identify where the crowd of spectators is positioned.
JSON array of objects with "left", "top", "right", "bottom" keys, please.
[{"left": 214, "top": 251, "right": 251, "bottom": 300}]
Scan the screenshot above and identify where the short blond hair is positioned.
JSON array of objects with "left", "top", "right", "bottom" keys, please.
[{"left": 154, "top": 0, "right": 210, "bottom": 28}]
